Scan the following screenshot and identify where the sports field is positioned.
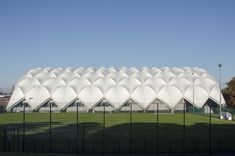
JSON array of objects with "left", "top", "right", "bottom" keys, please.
[{"left": 0, "top": 112, "right": 235, "bottom": 153}]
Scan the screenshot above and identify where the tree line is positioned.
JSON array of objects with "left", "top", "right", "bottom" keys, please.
[{"left": 222, "top": 76, "right": 235, "bottom": 107}]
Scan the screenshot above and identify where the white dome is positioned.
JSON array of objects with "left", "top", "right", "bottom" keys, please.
[{"left": 7, "top": 67, "right": 226, "bottom": 111}]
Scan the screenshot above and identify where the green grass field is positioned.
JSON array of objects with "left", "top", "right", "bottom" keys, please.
[{"left": 0, "top": 112, "right": 235, "bottom": 153}]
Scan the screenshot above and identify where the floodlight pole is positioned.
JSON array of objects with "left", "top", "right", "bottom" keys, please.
[
  {"left": 129, "top": 100, "right": 132, "bottom": 155},
  {"left": 103, "top": 100, "right": 106, "bottom": 155},
  {"left": 76, "top": 100, "right": 79, "bottom": 154},
  {"left": 49, "top": 100, "right": 52, "bottom": 153},
  {"left": 22, "top": 100, "right": 26, "bottom": 152},
  {"left": 219, "top": 64, "right": 222, "bottom": 114}
]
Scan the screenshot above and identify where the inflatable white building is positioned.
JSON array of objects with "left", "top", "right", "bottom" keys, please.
[{"left": 7, "top": 67, "right": 225, "bottom": 112}]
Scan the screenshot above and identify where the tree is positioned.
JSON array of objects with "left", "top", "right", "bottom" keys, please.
[
  {"left": 10, "top": 85, "right": 15, "bottom": 95},
  {"left": 222, "top": 76, "right": 235, "bottom": 107}
]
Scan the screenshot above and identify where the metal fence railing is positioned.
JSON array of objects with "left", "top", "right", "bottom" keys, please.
[
  {"left": 1, "top": 104, "right": 235, "bottom": 154},
  {"left": 2, "top": 138, "right": 235, "bottom": 154}
]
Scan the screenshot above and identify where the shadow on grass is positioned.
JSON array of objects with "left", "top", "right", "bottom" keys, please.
[{"left": 0, "top": 119, "right": 235, "bottom": 153}]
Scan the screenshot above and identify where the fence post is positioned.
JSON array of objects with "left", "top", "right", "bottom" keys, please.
[
  {"left": 93, "top": 140, "right": 95, "bottom": 153},
  {"left": 209, "top": 107, "right": 212, "bottom": 156},
  {"left": 129, "top": 100, "right": 132, "bottom": 155},
  {"left": 219, "top": 140, "right": 221, "bottom": 153},
  {"left": 49, "top": 101, "right": 52, "bottom": 153},
  {"left": 13, "top": 130, "right": 16, "bottom": 152},
  {"left": 67, "top": 140, "right": 70, "bottom": 153},
  {"left": 144, "top": 140, "right": 146, "bottom": 153},
  {"left": 8, "top": 134, "right": 10, "bottom": 152},
  {"left": 34, "top": 142, "right": 36, "bottom": 152},
  {"left": 169, "top": 140, "right": 172, "bottom": 153},
  {"left": 103, "top": 100, "right": 106, "bottom": 155},
  {"left": 42, "top": 141, "right": 45, "bottom": 153},
  {"left": 76, "top": 101, "right": 79, "bottom": 154},
  {"left": 156, "top": 102, "right": 159, "bottom": 155},
  {"left": 17, "top": 129, "right": 19, "bottom": 152},
  {"left": 118, "top": 140, "right": 121, "bottom": 153},
  {"left": 82, "top": 123, "right": 85, "bottom": 153},
  {"left": 4, "top": 128, "right": 6, "bottom": 152},
  {"left": 22, "top": 101, "right": 26, "bottom": 152},
  {"left": 183, "top": 102, "right": 186, "bottom": 155}
]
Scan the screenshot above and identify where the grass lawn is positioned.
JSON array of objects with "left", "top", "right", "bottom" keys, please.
[{"left": 0, "top": 112, "right": 235, "bottom": 153}]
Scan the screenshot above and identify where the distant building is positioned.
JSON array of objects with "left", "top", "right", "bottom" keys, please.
[{"left": 0, "top": 95, "right": 11, "bottom": 112}]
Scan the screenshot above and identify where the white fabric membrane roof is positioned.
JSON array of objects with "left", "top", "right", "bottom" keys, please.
[{"left": 7, "top": 67, "right": 225, "bottom": 111}]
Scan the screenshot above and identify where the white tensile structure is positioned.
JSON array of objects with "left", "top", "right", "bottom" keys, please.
[{"left": 7, "top": 67, "right": 225, "bottom": 113}]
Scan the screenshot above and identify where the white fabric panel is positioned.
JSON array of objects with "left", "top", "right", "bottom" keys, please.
[
  {"left": 158, "top": 86, "right": 183, "bottom": 108},
  {"left": 43, "top": 78, "right": 66, "bottom": 93},
  {"left": 120, "top": 78, "right": 141, "bottom": 93},
  {"left": 78, "top": 86, "right": 104, "bottom": 108},
  {"left": 74, "top": 68, "right": 85, "bottom": 74},
  {"left": 7, "top": 87, "right": 24, "bottom": 109},
  {"left": 119, "top": 67, "right": 128, "bottom": 72},
  {"left": 131, "top": 71, "right": 152, "bottom": 82},
  {"left": 132, "top": 85, "right": 156, "bottom": 108},
  {"left": 51, "top": 68, "right": 63, "bottom": 76},
  {"left": 28, "top": 68, "right": 41, "bottom": 76},
  {"left": 42, "top": 67, "right": 52, "bottom": 72},
  {"left": 140, "top": 67, "right": 149, "bottom": 72},
  {"left": 87, "top": 67, "right": 95, "bottom": 72},
  {"left": 154, "top": 72, "right": 176, "bottom": 83},
  {"left": 17, "top": 73, "right": 33, "bottom": 84},
  {"left": 59, "top": 72, "right": 73, "bottom": 83},
  {"left": 25, "top": 86, "right": 50, "bottom": 109},
  {"left": 194, "top": 77, "right": 216, "bottom": 92},
  {"left": 209, "top": 86, "right": 226, "bottom": 105},
  {"left": 35, "top": 72, "right": 57, "bottom": 83},
  {"left": 129, "top": 67, "right": 139, "bottom": 73},
  {"left": 107, "top": 72, "right": 128, "bottom": 83},
  {"left": 68, "top": 78, "right": 91, "bottom": 95},
  {"left": 94, "top": 78, "right": 116, "bottom": 93},
  {"left": 145, "top": 78, "right": 167, "bottom": 94},
  {"left": 70, "top": 72, "right": 81, "bottom": 79},
  {"left": 51, "top": 86, "right": 77, "bottom": 109},
  {"left": 105, "top": 85, "right": 130, "bottom": 109},
  {"left": 169, "top": 77, "right": 190, "bottom": 92},
  {"left": 65, "top": 67, "right": 73, "bottom": 72},
  {"left": 107, "top": 67, "right": 117, "bottom": 72},
  {"left": 184, "top": 86, "right": 209, "bottom": 108},
  {"left": 150, "top": 67, "right": 162, "bottom": 75},
  {"left": 82, "top": 72, "right": 97, "bottom": 82},
  {"left": 17, "top": 78, "right": 41, "bottom": 94},
  {"left": 119, "top": 71, "right": 129, "bottom": 78}
]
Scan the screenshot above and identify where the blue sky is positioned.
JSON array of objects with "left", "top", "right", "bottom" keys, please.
[{"left": 0, "top": 0, "right": 234, "bottom": 92}]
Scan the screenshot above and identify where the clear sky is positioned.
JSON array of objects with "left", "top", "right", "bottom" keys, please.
[{"left": 0, "top": 0, "right": 234, "bottom": 92}]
